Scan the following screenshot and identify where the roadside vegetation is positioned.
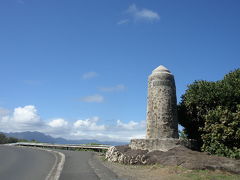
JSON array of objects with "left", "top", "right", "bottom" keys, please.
[
  {"left": 100, "top": 156, "right": 240, "bottom": 180},
  {"left": 178, "top": 69, "right": 240, "bottom": 159},
  {"left": 0, "top": 133, "right": 19, "bottom": 144},
  {"left": 0, "top": 133, "right": 37, "bottom": 144}
]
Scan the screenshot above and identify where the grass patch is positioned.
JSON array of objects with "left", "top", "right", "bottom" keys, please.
[{"left": 180, "top": 169, "right": 240, "bottom": 180}]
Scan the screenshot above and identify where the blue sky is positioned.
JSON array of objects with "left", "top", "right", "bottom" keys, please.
[{"left": 0, "top": 0, "right": 239, "bottom": 142}]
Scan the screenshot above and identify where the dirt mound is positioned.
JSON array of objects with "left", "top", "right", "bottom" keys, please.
[{"left": 105, "top": 145, "right": 240, "bottom": 174}]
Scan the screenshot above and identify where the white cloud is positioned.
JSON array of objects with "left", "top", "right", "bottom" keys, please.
[
  {"left": 73, "top": 116, "right": 106, "bottom": 131},
  {"left": 82, "top": 72, "right": 98, "bottom": 79},
  {"left": 117, "top": 120, "right": 145, "bottom": 130},
  {"left": 117, "top": 120, "right": 138, "bottom": 130},
  {"left": 80, "top": 94, "right": 104, "bottom": 103},
  {"left": 128, "top": 4, "right": 160, "bottom": 21},
  {"left": 13, "top": 105, "right": 40, "bottom": 124},
  {"left": 48, "top": 118, "right": 68, "bottom": 128},
  {"left": 0, "top": 105, "right": 146, "bottom": 142},
  {"left": 0, "top": 105, "right": 44, "bottom": 132},
  {"left": 99, "top": 84, "right": 126, "bottom": 92},
  {"left": 119, "top": 4, "right": 159, "bottom": 24},
  {"left": 117, "top": 19, "right": 129, "bottom": 25}
]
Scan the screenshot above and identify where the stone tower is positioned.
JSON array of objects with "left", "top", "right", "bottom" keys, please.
[
  {"left": 146, "top": 65, "right": 179, "bottom": 139},
  {"left": 130, "top": 65, "right": 192, "bottom": 151}
]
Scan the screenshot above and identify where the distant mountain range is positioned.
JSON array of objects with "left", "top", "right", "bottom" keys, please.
[{"left": 3, "top": 131, "right": 127, "bottom": 146}]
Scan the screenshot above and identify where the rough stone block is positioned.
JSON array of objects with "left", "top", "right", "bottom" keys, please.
[{"left": 130, "top": 138, "right": 194, "bottom": 152}]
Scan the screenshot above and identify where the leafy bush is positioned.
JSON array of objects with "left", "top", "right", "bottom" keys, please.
[
  {"left": 178, "top": 69, "right": 240, "bottom": 158},
  {"left": 201, "top": 106, "right": 240, "bottom": 158}
]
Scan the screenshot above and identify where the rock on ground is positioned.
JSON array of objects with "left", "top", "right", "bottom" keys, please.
[{"left": 105, "top": 145, "right": 240, "bottom": 174}]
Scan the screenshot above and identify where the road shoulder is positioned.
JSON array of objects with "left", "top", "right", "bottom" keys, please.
[{"left": 89, "top": 152, "right": 119, "bottom": 180}]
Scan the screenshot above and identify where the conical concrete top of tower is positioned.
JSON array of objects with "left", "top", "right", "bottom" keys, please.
[{"left": 152, "top": 65, "right": 172, "bottom": 74}]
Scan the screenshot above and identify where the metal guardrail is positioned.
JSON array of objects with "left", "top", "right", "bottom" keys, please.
[{"left": 9, "top": 142, "right": 112, "bottom": 151}]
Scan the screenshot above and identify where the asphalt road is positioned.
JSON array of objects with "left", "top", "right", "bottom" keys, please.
[
  {"left": 0, "top": 145, "right": 56, "bottom": 180},
  {"left": 57, "top": 149, "right": 118, "bottom": 180},
  {"left": 0, "top": 145, "right": 119, "bottom": 180}
]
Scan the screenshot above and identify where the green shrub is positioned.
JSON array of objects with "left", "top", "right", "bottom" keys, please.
[
  {"left": 201, "top": 106, "right": 240, "bottom": 158},
  {"left": 178, "top": 69, "right": 240, "bottom": 158}
]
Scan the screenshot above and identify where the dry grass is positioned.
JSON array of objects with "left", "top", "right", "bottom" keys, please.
[{"left": 97, "top": 155, "right": 240, "bottom": 180}]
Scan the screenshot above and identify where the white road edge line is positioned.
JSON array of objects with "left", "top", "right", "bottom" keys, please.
[{"left": 44, "top": 149, "right": 65, "bottom": 180}]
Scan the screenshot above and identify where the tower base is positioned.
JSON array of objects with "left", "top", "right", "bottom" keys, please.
[{"left": 130, "top": 138, "right": 196, "bottom": 152}]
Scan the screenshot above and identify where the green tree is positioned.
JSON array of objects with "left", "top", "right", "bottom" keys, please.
[
  {"left": 7, "top": 137, "right": 19, "bottom": 143},
  {"left": 178, "top": 80, "right": 218, "bottom": 148},
  {"left": 178, "top": 69, "right": 240, "bottom": 158},
  {"left": 0, "top": 133, "right": 8, "bottom": 144}
]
